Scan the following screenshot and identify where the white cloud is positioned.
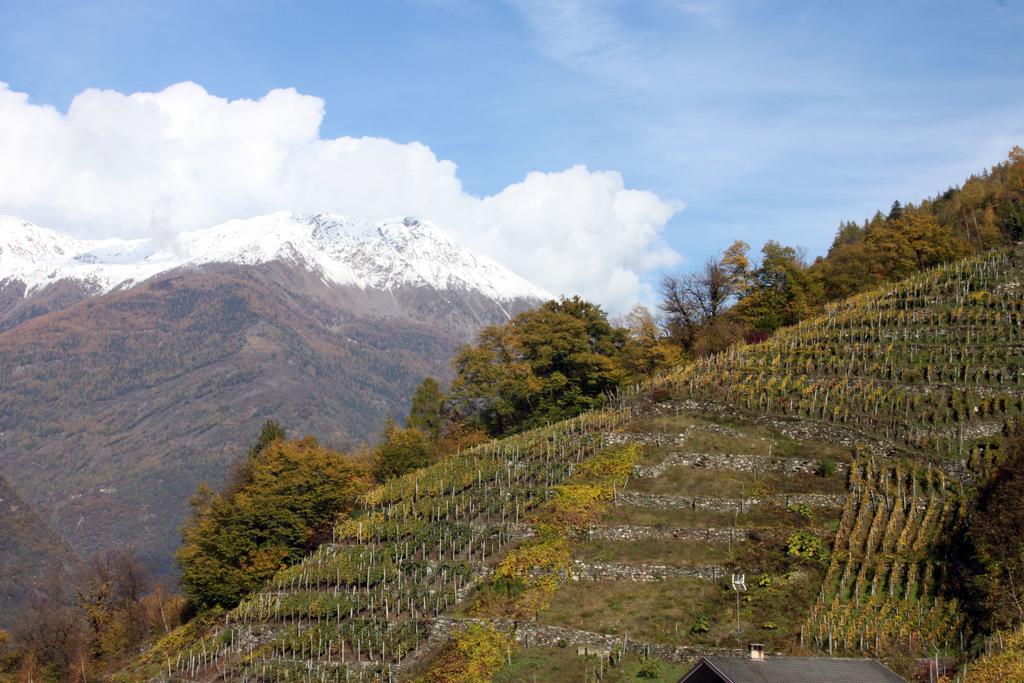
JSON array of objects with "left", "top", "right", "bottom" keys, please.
[{"left": 0, "top": 81, "right": 679, "bottom": 312}]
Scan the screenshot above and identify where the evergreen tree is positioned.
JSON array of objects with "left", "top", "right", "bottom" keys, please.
[
  {"left": 249, "top": 419, "right": 286, "bottom": 458},
  {"left": 408, "top": 377, "right": 444, "bottom": 440}
]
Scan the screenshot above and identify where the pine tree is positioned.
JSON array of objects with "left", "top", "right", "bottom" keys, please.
[
  {"left": 249, "top": 419, "right": 286, "bottom": 458},
  {"left": 408, "top": 377, "right": 444, "bottom": 440}
]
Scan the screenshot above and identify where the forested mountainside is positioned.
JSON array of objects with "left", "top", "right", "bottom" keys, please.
[
  {"left": 0, "top": 258, "right": 540, "bottom": 583},
  {"left": 120, "top": 243, "right": 1024, "bottom": 681},
  {"left": 0, "top": 474, "right": 79, "bottom": 629}
]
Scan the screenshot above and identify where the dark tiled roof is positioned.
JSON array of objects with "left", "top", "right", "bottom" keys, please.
[{"left": 683, "top": 656, "right": 906, "bottom": 683}]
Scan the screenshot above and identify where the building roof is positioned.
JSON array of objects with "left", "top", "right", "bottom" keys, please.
[{"left": 680, "top": 656, "right": 906, "bottom": 683}]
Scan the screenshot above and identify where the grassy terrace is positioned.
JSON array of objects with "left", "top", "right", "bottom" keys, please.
[
  {"left": 626, "top": 466, "right": 847, "bottom": 497},
  {"left": 524, "top": 408, "right": 840, "bottom": 663},
  {"left": 538, "top": 569, "right": 821, "bottom": 652},
  {"left": 574, "top": 538, "right": 734, "bottom": 566},
  {"left": 600, "top": 504, "right": 841, "bottom": 530},
  {"left": 631, "top": 414, "right": 854, "bottom": 463},
  {"left": 682, "top": 429, "right": 851, "bottom": 463}
]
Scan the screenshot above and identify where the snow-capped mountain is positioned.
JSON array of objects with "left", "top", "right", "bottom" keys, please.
[{"left": 0, "top": 212, "right": 550, "bottom": 304}]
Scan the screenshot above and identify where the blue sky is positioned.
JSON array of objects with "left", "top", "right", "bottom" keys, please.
[{"left": 0, "top": 0, "right": 1022, "bottom": 310}]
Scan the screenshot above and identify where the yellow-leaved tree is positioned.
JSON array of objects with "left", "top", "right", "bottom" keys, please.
[{"left": 177, "top": 431, "right": 371, "bottom": 609}]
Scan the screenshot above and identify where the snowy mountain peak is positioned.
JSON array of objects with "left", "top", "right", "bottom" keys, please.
[
  {"left": 0, "top": 216, "right": 84, "bottom": 263},
  {"left": 0, "top": 213, "right": 551, "bottom": 304}
]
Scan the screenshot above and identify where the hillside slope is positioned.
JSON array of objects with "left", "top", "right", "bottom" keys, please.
[
  {"left": 671, "top": 246, "right": 1024, "bottom": 463},
  {"left": 124, "top": 246, "right": 1023, "bottom": 681}
]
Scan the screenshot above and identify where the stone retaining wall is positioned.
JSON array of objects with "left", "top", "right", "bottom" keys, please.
[
  {"left": 585, "top": 524, "right": 763, "bottom": 543},
  {"left": 569, "top": 560, "right": 724, "bottom": 583},
  {"left": 614, "top": 490, "right": 846, "bottom": 512},
  {"left": 602, "top": 431, "right": 690, "bottom": 447}
]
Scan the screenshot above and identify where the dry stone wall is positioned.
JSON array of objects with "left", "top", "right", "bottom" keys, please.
[
  {"left": 569, "top": 560, "right": 725, "bottom": 583},
  {"left": 614, "top": 490, "right": 846, "bottom": 512},
  {"left": 602, "top": 431, "right": 689, "bottom": 447},
  {"left": 585, "top": 524, "right": 763, "bottom": 543}
]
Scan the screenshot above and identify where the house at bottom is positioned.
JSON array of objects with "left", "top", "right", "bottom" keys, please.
[{"left": 679, "top": 644, "right": 906, "bottom": 683}]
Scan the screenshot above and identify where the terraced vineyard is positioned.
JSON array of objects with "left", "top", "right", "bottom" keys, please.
[
  {"left": 135, "top": 246, "right": 1024, "bottom": 680},
  {"left": 669, "top": 246, "right": 1024, "bottom": 461},
  {"left": 804, "top": 460, "right": 966, "bottom": 660},
  {"left": 523, "top": 413, "right": 850, "bottom": 663},
  {"left": 132, "top": 406, "right": 637, "bottom": 681}
]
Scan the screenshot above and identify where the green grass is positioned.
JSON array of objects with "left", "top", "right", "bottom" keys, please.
[
  {"left": 574, "top": 538, "right": 733, "bottom": 566},
  {"left": 540, "top": 567, "right": 821, "bottom": 652},
  {"left": 768, "top": 436, "right": 852, "bottom": 463},
  {"left": 627, "top": 467, "right": 847, "bottom": 497},
  {"left": 627, "top": 414, "right": 704, "bottom": 435},
  {"left": 493, "top": 646, "right": 690, "bottom": 683},
  {"left": 682, "top": 429, "right": 773, "bottom": 456},
  {"left": 539, "top": 576, "right": 731, "bottom": 646},
  {"left": 600, "top": 504, "right": 840, "bottom": 530},
  {"left": 681, "top": 428, "right": 851, "bottom": 463}
]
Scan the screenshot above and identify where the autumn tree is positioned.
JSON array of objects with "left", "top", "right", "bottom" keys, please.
[
  {"left": 658, "top": 241, "right": 750, "bottom": 355},
  {"left": 863, "top": 208, "right": 969, "bottom": 281},
  {"left": 373, "top": 420, "right": 434, "bottom": 481},
  {"left": 963, "top": 625, "right": 1024, "bottom": 682},
  {"left": 732, "top": 241, "right": 817, "bottom": 333},
  {"left": 11, "top": 569, "right": 83, "bottom": 680},
  {"left": 809, "top": 222, "right": 880, "bottom": 302},
  {"left": 998, "top": 146, "right": 1024, "bottom": 241},
  {"left": 0, "top": 629, "right": 19, "bottom": 675},
  {"left": 451, "top": 297, "right": 628, "bottom": 436},
  {"left": 225, "top": 419, "right": 287, "bottom": 494},
  {"left": 76, "top": 549, "right": 151, "bottom": 663},
  {"left": 661, "top": 250, "right": 738, "bottom": 346},
  {"left": 177, "top": 436, "right": 371, "bottom": 609},
  {"left": 619, "top": 305, "right": 681, "bottom": 377}
]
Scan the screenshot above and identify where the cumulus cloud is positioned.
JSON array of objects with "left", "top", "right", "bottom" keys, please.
[{"left": 0, "top": 81, "right": 680, "bottom": 310}]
